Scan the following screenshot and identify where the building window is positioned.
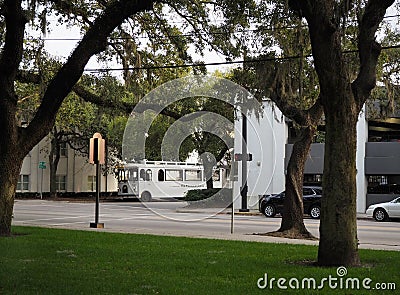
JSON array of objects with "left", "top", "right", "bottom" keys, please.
[
  {"left": 367, "top": 175, "right": 400, "bottom": 194},
  {"left": 17, "top": 175, "right": 30, "bottom": 191},
  {"left": 56, "top": 175, "right": 67, "bottom": 191},
  {"left": 88, "top": 176, "right": 96, "bottom": 191},
  {"left": 368, "top": 175, "right": 388, "bottom": 186},
  {"left": 60, "top": 142, "right": 68, "bottom": 157},
  {"left": 304, "top": 174, "right": 322, "bottom": 185}
]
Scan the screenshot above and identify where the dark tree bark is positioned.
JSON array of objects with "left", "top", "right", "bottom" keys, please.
[
  {"left": 0, "top": 0, "right": 155, "bottom": 236},
  {"left": 278, "top": 126, "right": 316, "bottom": 238},
  {"left": 49, "top": 131, "right": 62, "bottom": 198},
  {"left": 0, "top": 0, "right": 29, "bottom": 236},
  {"left": 272, "top": 99, "right": 323, "bottom": 239},
  {"left": 256, "top": 58, "right": 324, "bottom": 239},
  {"left": 292, "top": 0, "right": 395, "bottom": 266}
]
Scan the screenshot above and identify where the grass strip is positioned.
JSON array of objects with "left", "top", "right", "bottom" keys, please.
[{"left": 0, "top": 226, "right": 399, "bottom": 294}]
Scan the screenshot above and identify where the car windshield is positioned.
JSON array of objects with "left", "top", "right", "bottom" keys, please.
[{"left": 390, "top": 197, "right": 400, "bottom": 203}]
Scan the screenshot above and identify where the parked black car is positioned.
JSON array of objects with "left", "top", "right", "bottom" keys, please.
[{"left": 259, "top": 186, "right": 322, "bottom": 219}]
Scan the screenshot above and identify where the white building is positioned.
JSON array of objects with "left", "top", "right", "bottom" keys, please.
[
  {"left": 17, "top": 137, "right": 117, "bottom": 195},
  {"left": 233, "top": 100, "right": 400, "bottom": 213}
]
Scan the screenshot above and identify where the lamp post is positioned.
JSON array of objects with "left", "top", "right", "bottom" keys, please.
[{"left": 89, "top": 133, "right": 105, "bottom": 228}]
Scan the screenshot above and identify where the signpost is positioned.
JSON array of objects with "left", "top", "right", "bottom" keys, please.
[
  {"left": 89, "top": 133, "right": 105, "bottom": 228},
  {"left": 239, "top": 113, "right": 250, "bottom": 212},
  {"left": 38, "top": 161, "right": 46, "bottom": 199}
]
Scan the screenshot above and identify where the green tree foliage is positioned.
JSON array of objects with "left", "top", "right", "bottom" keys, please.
[
  {"left": 281, "top": 0, "right": 395, "bottom": 266},
  {"left": 1, "top": 0, "right": 258, "bottom": 236},
  {"left": 232, "top": 0, "right": 399, "bottom": 264}
]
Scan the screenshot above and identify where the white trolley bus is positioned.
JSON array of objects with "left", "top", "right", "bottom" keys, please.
[{"left": 115, "top": 160, "right": 225, "bottom": 201}]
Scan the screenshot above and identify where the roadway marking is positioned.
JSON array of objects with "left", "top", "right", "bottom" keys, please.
[
  {"left": 356, "top": 224, "right": 400, "bottom": 232},
  {"left": 16, "top": 215, "right": 93, "bottom": 223}
]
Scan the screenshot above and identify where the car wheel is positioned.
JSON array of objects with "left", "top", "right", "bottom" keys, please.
[
  {"left": 263, "top": 204, "right": 276, "bottom": 217},
  {"left": 141, "top": 192, "right": 152, "bottom": 202},
  {"left": 373, "top": 208, "right": 388, "bottom": 222},
  {"left": 309, "top": 205, "right": 321, "bottom": 219}
]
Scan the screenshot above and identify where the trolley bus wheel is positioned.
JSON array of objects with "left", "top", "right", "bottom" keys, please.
[{"left": 141, "top": 192, "right": 152, "bottom": 202}]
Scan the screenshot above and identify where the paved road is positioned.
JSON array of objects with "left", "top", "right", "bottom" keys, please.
[{"left": 13, "top": 199, "right": 400, "bottom": 251}]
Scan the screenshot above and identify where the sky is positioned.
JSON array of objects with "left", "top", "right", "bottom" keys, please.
[
  {"left": 42, "top": 19, "right": 235, "bottom": 78},
  {"left": 41, "top": 4, "right": 400, "bottom": 80}
]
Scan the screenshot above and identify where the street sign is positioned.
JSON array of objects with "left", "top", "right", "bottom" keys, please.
[
  {"left": 39, "top": 161, "right": 46, "bottom": 169},
  {"left": 89, "top": 133, "right": 105, "bottom": 164},
  {"left": 234, "top": 153, "right": 253, "bottom": 161}
]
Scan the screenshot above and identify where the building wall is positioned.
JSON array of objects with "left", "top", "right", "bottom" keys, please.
[
  {"left": 233, "top": 100, "right": 286, "bottom": 210},
  {"left": 356, "top": 107, "right": 368, "bottom": 213},
  {"left": 234, "top": 101, "right": 400, "bottom": 213},
  {"left": 17, "top": 137, "right": 117, "bottom": 194}
]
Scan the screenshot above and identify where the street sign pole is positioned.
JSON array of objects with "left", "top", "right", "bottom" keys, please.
[
  {"left": 89, "top": 133, "right": 105, "bottom": 229},
  {"left": 95, "top": 161, "right": 100, "bottom": 224},
  {"left": 38, "top": 161, "right": 46, "bottom": 199},
  {"left": 231, "top": 192, "right": 234, "bottom": 234},
  {"left": 239, "top": 113, "right": 249, "bottom": 212},
  {"left": 40, "top": 167, "right": 43, "bottom": 200}
]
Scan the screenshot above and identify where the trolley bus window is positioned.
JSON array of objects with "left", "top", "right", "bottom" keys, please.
[
  {"left": 140, "top": 169, "right": 146, "bottom": 181},
  {"left": 146, "top": 169, "right": 152, "bottom": 181},
  {"left": 166, "top": 169, "right": 183, "bottom": 181},
  {"left": 128, "top": 168, "right": 138, "bottom": 181},
  {"left": 158, "top": 169, "right": 165, "bottom": 181},
  {"left": 116, "top": 169, "right": 127, "bottom": 182},
  {"left": 185, "top": 170, "right": 202, "bottom": 181},
  {"left": 212, "top": 170, "right": 221, "bottom": 181}
]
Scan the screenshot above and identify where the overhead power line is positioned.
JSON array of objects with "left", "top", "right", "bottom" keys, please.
[{"left": 83, "top": 44, "right": 400, "bottom": 73}]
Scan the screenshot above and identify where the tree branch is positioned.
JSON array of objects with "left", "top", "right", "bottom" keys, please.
[
  {"left": 16, "top": 69, "right": 215, "bottom": 123},
  {"left": 352, "top": 0, "right": 395, "bottom": 109},
  {"left": 16, "top": 69, "right": 41, "bottom": 84},
  {"left": 0, "top": 0, "right": 28, "bottom": 99},
  {"left": 288, "top": 0, "right": 313, "bottom": 19},
  {"left": 20, "top": 0, "right": 156, "bottom": 154},
  {"left": 46, "top": 0, "right": 93, "bottom": 25},
  {"left": 268, "top": 66, "right": 323, "bottom": 127}
]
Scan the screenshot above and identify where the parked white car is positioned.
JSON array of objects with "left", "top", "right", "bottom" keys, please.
[{"left": 366, "top": 197, "right": 400, "bottom": 221}]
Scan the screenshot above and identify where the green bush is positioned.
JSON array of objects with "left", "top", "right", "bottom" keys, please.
[{"left": 184, "top": 188, "right": 220, "bottom": 201}]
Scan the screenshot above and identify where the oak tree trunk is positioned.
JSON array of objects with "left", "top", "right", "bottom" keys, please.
[
  {"left": 318, "top": 94, "right": 360, "bottom": 266},
  {"left": 0, "top": 101, "right": 25, "bottom": 236},
  {"left": 49, "top": 135, "right": 61, "bottom": 198},
  {"left": 278, "top": 126, "right": 315, "bottom": 239},
  {"left": 287, "top": 0, "right": 393, "bottom": 267},
  {"left": 0, "top": 0, "right": 155, "bottom": 236},
  {"left": 304, "top": 9, "right": 361, "bottom": 267},
  {"left": 0, "top": 156, "right": 23, "bottom": 236},
  {"left": 203, "top": 161, "right": 214, "bottom": 189}
]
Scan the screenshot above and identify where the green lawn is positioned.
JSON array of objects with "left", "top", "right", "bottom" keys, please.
[{"left": 0, "top": 227, "right": 399, "bottom": 294}]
